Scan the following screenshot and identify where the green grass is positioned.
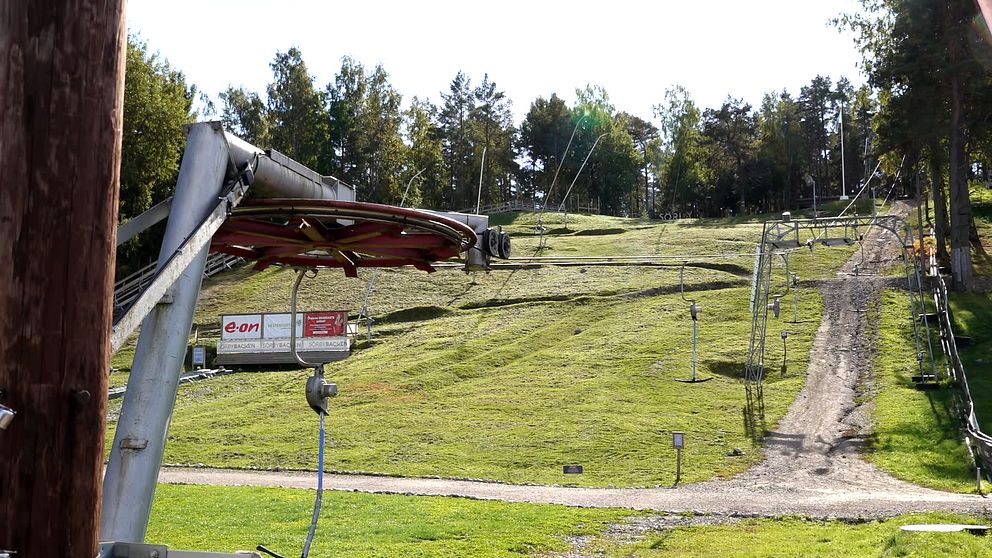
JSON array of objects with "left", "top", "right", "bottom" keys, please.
[
  {"left": 867, "top": 290, "right": 976, "bottom": 492},
  {"left": 146, "top": 485, "right": 992, "bottom": 558},
  {"left": 109, "top": 212, "right": 850, "bottom": 487},
  {"left": 948, "top": 291, "right": 992, "bottom": 433},
  {"left": 147, "top": 484, "right": 630, "bottom": 557},
  {"left": 968, "top": 185, "right": 992, "bottom": 276},
  {"left": 594, "top": 513, "right": 992, "bottom": 558},
  {"left": 128, "top": 286, "right": 820, "bottom": 487}
]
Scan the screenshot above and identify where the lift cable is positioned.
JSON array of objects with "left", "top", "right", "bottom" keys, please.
[{"left": 353, "top": 168, "right": 426, "bottom": 342}]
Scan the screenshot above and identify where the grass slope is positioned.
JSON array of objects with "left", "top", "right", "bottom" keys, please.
[
  {"left": 596, "top": 513, "right": 992, "bottom": 558},
  {"left": 110, "top": 211, "right": 859, "bottom": 486},
  {"left": 948, "top": 291, "right": 992, "bottom": 434},
  {"left": 148, "top": 484, "right": 629, "bottom": 557},
  {"left": 867, "top": 290, "right": 976, "bottom": 492},
  {"left": 145, "top": 286, "right": 822, "bottom": 486}
]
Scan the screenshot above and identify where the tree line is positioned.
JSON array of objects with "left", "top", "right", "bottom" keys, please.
[
  {"left": 216, "top": 47, "right": 877, "bottom": 220},
  {"left": 117, "top": 41, "right": 885, "bottom": 236},
  {"left": 120, "top": 0, "right": 992, "bottom": 288}
]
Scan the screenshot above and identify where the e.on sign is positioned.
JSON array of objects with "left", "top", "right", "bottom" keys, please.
[{"left": 221, "top": 315, "right": 262, "bottom": 340}]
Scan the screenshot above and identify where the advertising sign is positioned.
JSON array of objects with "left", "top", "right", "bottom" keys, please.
[
  {"left": 218, "top": 311, "right": 350, "bottom": 357},
  {"left": 305, "top": 311, "right": 346, "bottom": 337},
  {"left": 192, "top": 346, "right": 206, "bottom": 368},
  {"left": 262, "top": 313, "right": 303, "bottom": 339},
  {"left": 221, "top": 314, "right": 262, "bottom": 339}
]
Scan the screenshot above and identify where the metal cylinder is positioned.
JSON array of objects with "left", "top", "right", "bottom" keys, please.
[
  {"left": 0, "top": 404, "right": 14, "bottom": 430},
  {"left": 225, "top": 133, "right": 354, "bottom": 201}
]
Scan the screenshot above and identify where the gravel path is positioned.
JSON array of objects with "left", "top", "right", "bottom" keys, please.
[{"left": 159, "top": 203, "right": 989, "bottom": 519}]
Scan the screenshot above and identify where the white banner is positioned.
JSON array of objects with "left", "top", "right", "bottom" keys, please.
[
  {"left": 262, "top": 313, "right": 303, "bottom": 339},
  {"left": 218, "top": 337, "right": 349, "bottom": 354},
  {"left": 219, "top": 311, "right": 350, "bottom": 355},
  {"left": 221, "top": 315, "right": 262, "bottom": 340}
]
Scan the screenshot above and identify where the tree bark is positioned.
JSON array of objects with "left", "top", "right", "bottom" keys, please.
[
  {"left": 0, "top": 1, "right": 126, "bottom": 555},
  {"left": 948, "top": 72, "right": 973, "bottom": 291},
  {"left": 928, "top": 145, "right": 951, "bottom": 263}
]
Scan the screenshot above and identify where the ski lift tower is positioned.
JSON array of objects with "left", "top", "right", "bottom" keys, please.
[
  {"left": 99, "top": 122, "right": 511, "bottom": 553},
  {"left": 744, "top": 212, "right": 935, "bottom": 388}
]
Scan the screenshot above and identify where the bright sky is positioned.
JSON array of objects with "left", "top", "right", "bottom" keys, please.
[{"left": 126, "top": 0, "right": 866, "bottom": 123}]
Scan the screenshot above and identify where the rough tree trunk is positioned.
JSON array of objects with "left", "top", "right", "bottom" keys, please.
[
  {"left": 948, "top": 73, "right": 973, "bottom": 291},
  {"left": 928, "top": 145, "right": 951, "bottom": 263},
  {"left": 0, "top": 1, "right": 126, "bottom": 555}
]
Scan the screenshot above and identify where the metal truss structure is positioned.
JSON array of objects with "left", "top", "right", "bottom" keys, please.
[
  {"left": 744, "top": 213, "right": 936, "bottom": 387},
  {"left": 101, "top": 122, "right": 508, "bottom": 545}
]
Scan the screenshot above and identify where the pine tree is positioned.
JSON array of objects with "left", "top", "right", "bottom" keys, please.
[{"left": 266, "top": 47, "right": 329, "bottom": 172}]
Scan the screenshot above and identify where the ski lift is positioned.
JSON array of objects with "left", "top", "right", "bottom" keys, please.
[
  {"left": 820, "top": 221, "right": 858, "bottom": 247},
  {"left": 769, "top": 253, "right": 797, "bottom": 322},
  {"left": 674, "top": 262, "right": 712, "bottom": 383},
  {"left": 769, "top": 295, "right": 782, "bottom": 318},
  {"left": 790, "top": 272, "right": 800, "bottom": 323},
  {"left": 257, "top": 268, "right": 338, "bottom": 558}
]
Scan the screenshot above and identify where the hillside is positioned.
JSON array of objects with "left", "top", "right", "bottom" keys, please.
[{"left": 108, "top": 207, "right": 876, "bottom": 487}]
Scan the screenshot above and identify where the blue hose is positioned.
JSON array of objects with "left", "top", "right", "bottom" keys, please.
[{"left": 300, "top": 412, "right": 325, "bottom": 558}]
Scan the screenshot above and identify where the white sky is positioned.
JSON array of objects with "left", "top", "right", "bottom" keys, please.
[{"left": 126, "top": 0, "right": 866, "bottom": 123}]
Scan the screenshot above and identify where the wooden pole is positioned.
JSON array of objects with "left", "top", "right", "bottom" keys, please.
[{"left": 0, "top": 1, "right": 126, "bottom": 555}]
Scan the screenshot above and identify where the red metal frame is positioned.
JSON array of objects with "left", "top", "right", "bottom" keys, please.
[{"left": 210, "top": 199, "right": 477, "bottom": 277}]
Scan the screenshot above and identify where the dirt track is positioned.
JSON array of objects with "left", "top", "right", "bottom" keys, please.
[{"left": 159, "top": 202, "right": 989, "bottom": 519}]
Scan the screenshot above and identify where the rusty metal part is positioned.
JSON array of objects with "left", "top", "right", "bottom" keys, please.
[{"left": 210, "top": 199, "right": 478, "bottom": 276}]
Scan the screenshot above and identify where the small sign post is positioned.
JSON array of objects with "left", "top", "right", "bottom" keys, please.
[
  {"left": 563, "top": 464, "right": 583, "bottom": 475},
  {"left": 672, "top": 431, "right": 685, "bottom": 484},
  {"left": 191, "top": 346, "right": 206, "bottom": 369}
]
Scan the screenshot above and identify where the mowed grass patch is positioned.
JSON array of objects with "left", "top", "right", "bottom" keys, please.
[
  {"left": 948, "top": 291, "right": 992, "bottom": 434},
  {"left": 188, "top": 211, "right": 852, "bottom": 335},
  {"left": 867, "top": 290, "right": 975, "bottom": 492},
  {"left": 147, "top": 484, "right": 631, "bottom": 558},
  {"left": 111, "top": 286, "right": 821, "bottom": 487},
  {"left": 595, "top": 513, "right": 992, "bottom": 558}
]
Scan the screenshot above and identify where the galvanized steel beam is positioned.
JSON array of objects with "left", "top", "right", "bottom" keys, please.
[{"left": 101, "top": 122, "right": 232, "bottom": 542}]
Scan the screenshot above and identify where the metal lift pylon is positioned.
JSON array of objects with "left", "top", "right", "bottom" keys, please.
[
  {"left": 743, "top": 212, "right": 936, "bottom": 390},
  {"left": 99, "top": 122, "right": 509, "bottom": 551}
]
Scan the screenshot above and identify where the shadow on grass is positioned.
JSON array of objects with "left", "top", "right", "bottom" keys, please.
[
  {"left": 939, "top": 291, "right": 992, "bottom": 431},
  {"left": 743, "top": 383, "right": 767, "bottom": 445},
  {"left": 573, "top": 228, "right": 626, "bottom": 237},
  {"left": 487, "top": 212, "right": 525, "bottom": 226},
  {"left": 702, "top": 359, "right": 746, "bottom": 380},
  {"left": 673, "top": 217, "right": 765, "bottom": 229},
  {"left": 459, "top": 294, "right": 574, "bottom": 310},
  {"left": 622, "top": 281, "right": 748, "bottom": 302},
  {"left": 691, "top": 262, "right": 753, "bottom": 277},
  {"left": 379, "top": 305, "right": 454, "bottom": 324}
]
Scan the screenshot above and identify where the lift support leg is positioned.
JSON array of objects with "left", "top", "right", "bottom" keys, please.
[{"left": 101, "top": 123, "right": 230, "bottom": 542}]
